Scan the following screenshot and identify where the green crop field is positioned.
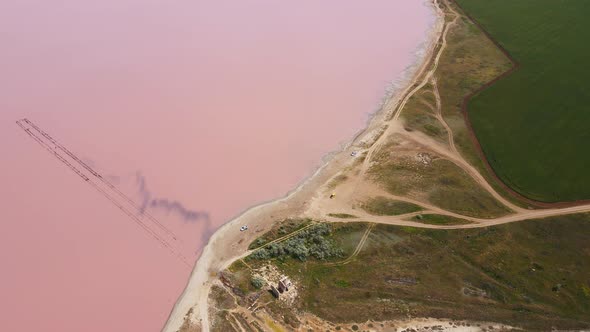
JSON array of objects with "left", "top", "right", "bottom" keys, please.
[{"left": 455, "top": 0, "right": 590, "bottom": 202}]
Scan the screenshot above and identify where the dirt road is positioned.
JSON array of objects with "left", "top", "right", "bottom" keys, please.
[{"left": 162, "top": 1, "right": 590, "bottom": 331}]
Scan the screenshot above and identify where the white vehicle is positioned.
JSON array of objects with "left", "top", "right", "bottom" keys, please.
[
  {"left": 240, "top": 225, "right": 248, "bottom": 232},
  {"left": 351, "top": 151, "right": 358, "bottom": 157}
]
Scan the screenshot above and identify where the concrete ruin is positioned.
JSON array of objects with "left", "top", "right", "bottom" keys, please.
[{"left": 278, "top": 277, "right": 292, "bottom": 293}]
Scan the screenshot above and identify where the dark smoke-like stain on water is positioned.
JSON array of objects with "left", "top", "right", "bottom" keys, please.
[{"left": 135, "top": 172, "right": 210, "bottom": 223}]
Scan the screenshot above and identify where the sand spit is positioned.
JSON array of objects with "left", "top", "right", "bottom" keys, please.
[{"left": 162, "top": 2, "right": 444, "bottom": 332}]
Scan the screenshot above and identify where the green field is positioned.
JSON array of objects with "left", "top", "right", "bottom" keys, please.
[{"left": 456, "top": 0, "right": 590, "bottom": 202}]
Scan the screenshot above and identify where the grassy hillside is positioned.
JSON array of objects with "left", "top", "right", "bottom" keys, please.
[
  {"left": 369, "top": 148, "right": 511, "bottom": 218},
  {"left": 251, "top": 216, "right": 590, "bottom": 330},
  {"left": 455, "top": 0, "right": 590, "bottom": 202},
  {"left": 224, "top": 215, "right": 590, "bottom": 330}
]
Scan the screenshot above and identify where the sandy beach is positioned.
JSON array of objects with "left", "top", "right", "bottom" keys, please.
[{"left": 162, "top": 2, "right": 445, "bottom": 331}]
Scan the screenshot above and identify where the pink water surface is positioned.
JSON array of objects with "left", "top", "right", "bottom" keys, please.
[{"left": 0, "top": 1, "right": 433, "bottom": 331}]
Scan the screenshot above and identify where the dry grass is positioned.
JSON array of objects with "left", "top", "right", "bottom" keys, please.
[
  {"left": 280, "top": 216, "right": 590, "bottom": 330},
  {"left": 400, "top": 92, "right": 449, "bottom": 145},
  {"left": 369, "top": 138, "right": 510, "bottom": 218},
  {"left": 409, "top": 213, "right": 472, "bottom": 225},
  {"left": 361, "top": 196, "right": 423, "bottom": 216}
]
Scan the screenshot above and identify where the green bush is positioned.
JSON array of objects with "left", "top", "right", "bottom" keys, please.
[
  {"left": 251, "top": 277, "right": 265, "bottom": 289},
  {"left": 250, "top": 224, "right": 343, "bottom": 261}
]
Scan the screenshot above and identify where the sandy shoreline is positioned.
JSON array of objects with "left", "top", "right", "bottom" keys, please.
[{"left": 162, "top": 2, "right": 445, "bottom": 331}]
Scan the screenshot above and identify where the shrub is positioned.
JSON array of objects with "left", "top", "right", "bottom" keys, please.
[
  {"left": 250, "top": 223, "right": 343, "bottom": 261},
  {"left": 251, "top": 277, "right": 264, "bottom": 289},
  {"left": 248, "top": 237, "right": 267, "bottom": 250},
  {"left": 250, "top": 249, "right": 271, "bottom": 260}
]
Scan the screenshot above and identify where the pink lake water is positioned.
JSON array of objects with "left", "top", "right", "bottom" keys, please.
[{"left": 0, "top": 1, "right": 434, "bottom": 331}]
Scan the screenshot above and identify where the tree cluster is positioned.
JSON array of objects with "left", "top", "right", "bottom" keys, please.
[{"left": 250, "top": 223, "right": 343, "bottom": 261}]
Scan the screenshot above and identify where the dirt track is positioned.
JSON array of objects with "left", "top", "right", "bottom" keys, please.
[
  {"left": 347, "top": 2, "right": 526, "bottom": 215},
  {"left": 163, "top": 1, "right": 590, "bottom": 331},
  {"left": 308, "top": 0, "right": 590, "bottom": 229},
  {"left": 325, "top": 223, "right": 375, "bottom": 266}
]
